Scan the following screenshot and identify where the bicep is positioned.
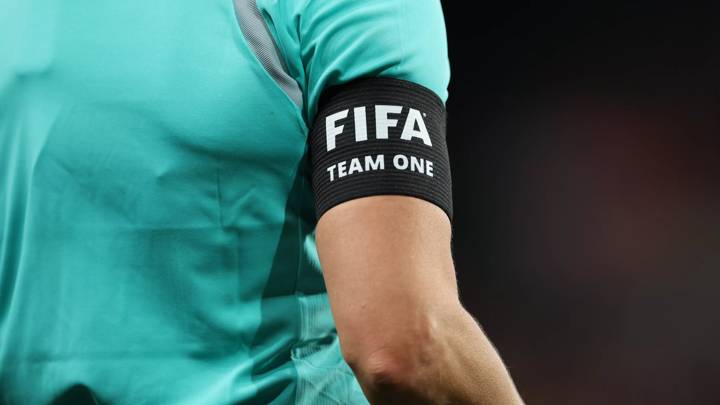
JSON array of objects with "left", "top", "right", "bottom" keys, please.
[{"left": 316, "top": 195, "right": 458, "bottom": 360}]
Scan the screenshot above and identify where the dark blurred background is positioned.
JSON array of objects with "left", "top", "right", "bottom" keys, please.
[{"left": 441, "top": 2, "right": 719, "bottom": 404}]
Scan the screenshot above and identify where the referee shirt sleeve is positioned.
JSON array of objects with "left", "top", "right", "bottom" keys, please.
[{"left": 257, "top": 0, "right": 451, "bottom": 123}]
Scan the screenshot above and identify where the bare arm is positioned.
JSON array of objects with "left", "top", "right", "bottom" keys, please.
[{"left": 316, "top": 195, "right": 524, "bottom": 404}]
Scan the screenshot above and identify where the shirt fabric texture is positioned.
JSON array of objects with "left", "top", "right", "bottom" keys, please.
[{"left": 0, "top": 0, "right": 450, "bottom": 403}]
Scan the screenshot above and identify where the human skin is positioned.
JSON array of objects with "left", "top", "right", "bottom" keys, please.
[{"left": 316, "top": 195, "right": 525, "bottom": 404}]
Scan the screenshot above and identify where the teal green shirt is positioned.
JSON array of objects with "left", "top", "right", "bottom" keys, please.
[{"left": 0, "top": 0, "right": 449, "bottom": 403}]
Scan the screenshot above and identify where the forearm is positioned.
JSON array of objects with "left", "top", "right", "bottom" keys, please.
[
  {"left": 356, "top": 304, "right": 524, "bottom": 405},
  {"left": 432, "top": 307, "right": 524, "bottom": 404}
]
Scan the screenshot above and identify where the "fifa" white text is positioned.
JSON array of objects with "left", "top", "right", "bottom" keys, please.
[{"left": 325, "top": 106, "right": 432, "bottom": 152}]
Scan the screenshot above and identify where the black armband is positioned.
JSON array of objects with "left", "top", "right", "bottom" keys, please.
[{"left": 309, "top": 77, "right": 453, "bottom": 220}]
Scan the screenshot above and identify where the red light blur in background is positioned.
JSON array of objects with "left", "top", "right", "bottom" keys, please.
[{"left": 442, "top": 2, "right": 719, "bottom": 403}]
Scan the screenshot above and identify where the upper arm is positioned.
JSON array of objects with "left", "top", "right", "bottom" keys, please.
[
  {"left": 261, "top": 0, "right": 455, "bottom": 363},
  {"left": 316, "top": 196, "right": 459, "bottom": 365}
]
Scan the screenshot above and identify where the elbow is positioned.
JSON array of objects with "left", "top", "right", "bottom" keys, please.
[
  {"left": 340, "top": 312, "right": 452, "bottom": 402},
  {"left": 347, "top": 347, "right": 419, "bottom": 385},
  {"left": 345, "top": 348, "right": 430, "bottom": 403}
]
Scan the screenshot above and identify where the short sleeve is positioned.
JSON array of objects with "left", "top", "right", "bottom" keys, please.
[{"left": 257, "top": 0, "right": 450, "bottom": 123}]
